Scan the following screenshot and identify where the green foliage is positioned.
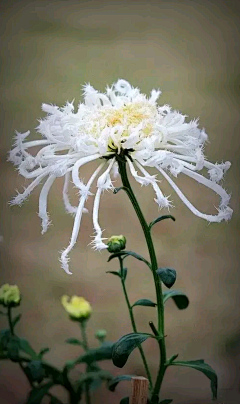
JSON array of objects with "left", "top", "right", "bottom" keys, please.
[
  {"left": 108, "top": 250, "right": 151, "bottom": 268},
  {"left": 18, "top": 337, "right": 39, "bottom": 359},
  {"left": 65, "top": 338, "right": 82, "bottom": 346},
  {"left": 163, "top": 290, "right": 189, "bottom": 309},
  {"left": 119, "top": 398, "right": 129, "bottom": 404},
  {"left": 156, "top": 268, "right": 176, "bottom": 288},
  {"left": 112, "top": 333, "right": 151, "bottom": 368},
  {"left": 159, "top": 400, "right": 173, "bottom": 404},
  {"left": 149, "top": 215, "right": 176, "bottom": 230},
  {"left": 66, "top": 342, "right": 114, "bottom": 370},
  {"left": 106, "top": 271, "right": 122, "bottom": 278},
  {"left": 108, "top": 375, "right": 133, "bottom": 392},
  {"left": 12, "top": 314, "right": 21, "bottom": 329},
  {"left": 26, "top": 381, "right": 55, "bottom": 404},
  {"left": 132, "top": 299, "right": 156, "bottom": 308},
  {"left": 38, "top": 347, "right": 50, "bottom": 358},
  {"left": 170, "top": 359, "right": 218, "bottom": 399},
  {"left": 26, "top": 360, "right": 45, "bottom": 382}
]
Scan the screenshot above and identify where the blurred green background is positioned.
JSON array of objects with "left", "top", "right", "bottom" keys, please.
[{"left": 0, "top": 0, "right": 240, "bottom": 403}]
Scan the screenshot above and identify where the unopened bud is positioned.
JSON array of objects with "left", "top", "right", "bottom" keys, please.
[{"left": 107, "top": 235, "right": 126, "bottom": 253}]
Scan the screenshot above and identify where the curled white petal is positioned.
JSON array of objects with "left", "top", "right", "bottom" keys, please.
[
  {"left": 60, "top": 163, "right": 105, "bottom": 274},
  {"left": 157, "top": 166, "right": 232, "bottom": 222},
  {"left": 39, "top": 174, "right": 56, "bottom": 234}
]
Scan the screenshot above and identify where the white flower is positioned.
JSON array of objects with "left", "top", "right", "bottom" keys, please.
[{"left": 9, "top": 79, "right": 232, "bottom": 274}]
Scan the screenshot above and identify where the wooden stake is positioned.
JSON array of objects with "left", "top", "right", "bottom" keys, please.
[{"left": 130, "top": 376, "right": 149, "bottom": 404}]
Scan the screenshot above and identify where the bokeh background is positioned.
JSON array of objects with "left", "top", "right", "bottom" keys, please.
[{"left": 0, "top": 0, "right": 239, "bottom": 403}]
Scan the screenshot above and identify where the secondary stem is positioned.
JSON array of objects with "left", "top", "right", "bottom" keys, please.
[
  {"left": 118, "top": 257, "right": 153, "bottom": 391},
  {"left": 117, "top": 158, "right": 167, "bottom": 400}
]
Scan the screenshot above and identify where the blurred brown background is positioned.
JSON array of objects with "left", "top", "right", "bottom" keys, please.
[{"left": 0, "top": 0, "right": 239, "bottom": 403}]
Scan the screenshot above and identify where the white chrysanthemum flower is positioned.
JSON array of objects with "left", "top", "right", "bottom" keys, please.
[{"left": 9, "top": 79, "right": 232, "bottom": 274}]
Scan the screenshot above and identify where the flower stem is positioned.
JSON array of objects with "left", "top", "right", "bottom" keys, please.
[
  {"left": 7, "top": 307, "right": 14, "bottom": 335},
  {"left": 117, "top": 158, "right": 167, "bottom": 400},
  {"left": 80, "top": 321, "right": 91, "bottom": 404},
  {"left": 118, "top": 257, "right": 153, "bottom": 391}
]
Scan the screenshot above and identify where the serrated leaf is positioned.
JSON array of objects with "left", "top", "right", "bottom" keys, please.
[
  {"left": 159, "top": 400, "right": 173, "bottom": 404},
  {"left": 132, "top": 299, "right": 156, "bottom": 308},
  {"left": 38, "top": 347, "right": 50, "bottom": 358},
  {"left": 163, "top": 290, "right": 189, "bottom": 309},
  {"left": 106, "top": 271, "right": 122, "bottom": 278},
  {"left": 170, "top": 359, "right": 218, "bottom": 399},
  {"left": 18, "top": 338, "right": 38, "bottom": 359},
  {"left": 112, "top": 333, "right": 151, "bottom": 368},
  {"left": 27, "top": 381, "right": 54, "bottom": 404},
  {"left": 120, "top": 398, "right": 129, "bottom": 404},
  {"left": 26, "top": 360, "right": 45, "bottom": 382},
  {"left": 149, "top": 215, "right": 175, "bottom": 230},
  {"left": 66, "top": 342, "right": 114, "bottom": 370},
  {"left": 65, "top": 338, "right": 82, "bottom": 346},
  {"left": 12, "top": 314, "right": 21, "bottom": 329},
  {"left": 108, "top": 375, "right": 133, "bottom": 392},
  {"left": 108, "top": 251, "right": 151, "bottom": 268},
  {"left": 157, "top": 268, "right": 176, "bottom": 288}
]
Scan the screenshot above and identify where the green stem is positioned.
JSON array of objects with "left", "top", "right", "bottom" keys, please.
[
  {"left": 118, "top": 257, "right": 153, "bottom": 391},
  {"left": 80, "top": 321, "right": 91, "bottom": 404},
  {"left": 117, "top": 158, "right": 167, "bottom": 400},
  {"left": 7, "top": 307, "right": 14, "bottom": 335}
]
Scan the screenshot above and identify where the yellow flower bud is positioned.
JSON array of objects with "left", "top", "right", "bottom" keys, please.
[
  {"left": 0, "top": 284, "right": 21, "bottom": 307},
  {"left": 61, "top": 295, "right": 92, "bottom": 321},
  {"left": 107, "top": 235, "right": 126, "bottom": 253}
]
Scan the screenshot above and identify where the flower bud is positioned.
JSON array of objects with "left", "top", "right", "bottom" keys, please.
[
  {"left": 107, "top": 235, "right": 126, "bottom": 253},
  {"left": 0, "top": 284, "right": 21, "bottom": 307},
  {"left": 95, "top": 329, "right": 107, "bottom": 342},
  {"left": 61, "top": 295, "right": 92, "bottom": 321}
]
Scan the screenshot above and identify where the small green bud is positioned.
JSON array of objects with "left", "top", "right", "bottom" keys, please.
[
  {"left": 95, "top": 329, "right": 107, "bottom": 342},
  {"left": 0, "top": 284, "right": 21, "bottom": 308},
  {"left": 107, "top": 235, "right": 126, "bottom": 253}
]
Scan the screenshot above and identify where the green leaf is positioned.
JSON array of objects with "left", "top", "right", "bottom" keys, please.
[
  {"left": 149, "top": 215, "right": 175, "bottom": 230},
  {"left": 106, "top": 271, "right": 122, "bottom": 278},
  {"left": 42, "top": 363, "right": 64, "bottom": 384},
  {"left": 159, "top": 400, "right": 173, "bottom": 404},
  {"left": 18, "top": 338, "right": 38, "bottom": 359},
  {"left": 12, "top": 314, "right": 21, "bottom": 329},
  {"left": 132, "top": 299, "right": 156, "bottom": 308},
  {"left": 27, "top": 381, "right": 54, "bottom": 404},
  {"left": 38, "top": 347, "right": 50, "bottom": 358},
  {"left": 26, "top": 360, "right": 45, "bottom": 382},
  {"left": 0, "top": 329, "right": 11, "bottom": 349},
  {"left": 66, "top": 342, "right": 114, "bottom": 369},
  {"left": 112, "top": 333, "right": 151, "bottom": 368},
  {"left": 163, "top": 290, "right": 189, "bottom": 310},
  {"left": 157, "top": 268, "right": 176, "bottom": 288},
  {"left": 108, "top": 251, "right": 151, "bottom": 268},
  {"left": 170, "top": 359, "right": 218, "bottom": 399},
  {"left": 108, "top": 375, "right": 133, "bottom": 392},
  {"left": 120, "top": 398, "right": 129, "bottom": 404},
  {"left": 65, "top": 338, "right": 82, "bottom": 346},
  {"left": 78, "top": 370, "right": 112, "bottom": 384},
  {"left": 7, "top": 337, "right": 20, "bottom": 361}
]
